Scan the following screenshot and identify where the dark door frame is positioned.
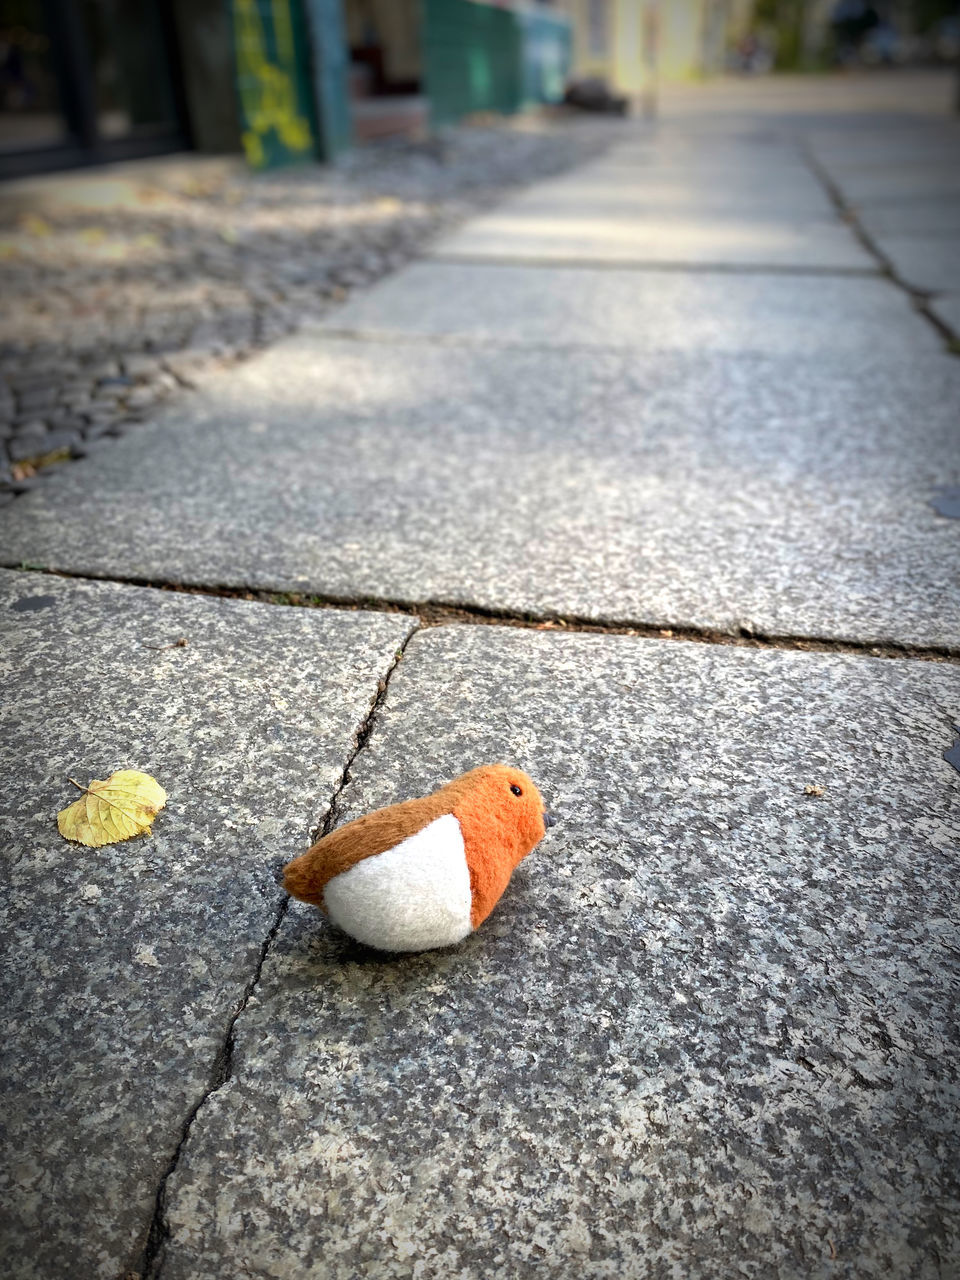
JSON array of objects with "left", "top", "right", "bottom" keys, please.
[{"left": 0, "top": 0, "right": 192, "bottom": 180}]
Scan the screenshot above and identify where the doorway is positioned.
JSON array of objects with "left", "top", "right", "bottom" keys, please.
[
  {"left": 343, "top": 0, "right": 426, "bottom": 142},
  {"left": 0, "top": 0, "right": 188, "bottom": 178}
]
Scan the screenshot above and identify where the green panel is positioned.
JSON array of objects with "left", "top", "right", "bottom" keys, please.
[
  {"left": 518, "top": 10, "right": 571, "bottom": 106},
  {"left": 423, "top": 0, "right": 523, "bottom": 126},
  {"left": 229, "top": 0, "right": 318, "bottom": 169},
  {"left": 302, "top": 0, "right": 352, "bottom": 161}
]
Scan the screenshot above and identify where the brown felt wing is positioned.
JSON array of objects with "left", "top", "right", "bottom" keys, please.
[{"left": 282, "top": 791, "right": 452, "bottom": 910}]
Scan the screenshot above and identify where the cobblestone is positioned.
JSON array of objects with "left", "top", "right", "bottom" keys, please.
[{"left": 0, "top": 115, "right": 619, "bottom": 489}]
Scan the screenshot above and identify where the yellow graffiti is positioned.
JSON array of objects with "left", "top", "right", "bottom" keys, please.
[{"left": 233, "top": 0, "right": 313, "bottom": 167}]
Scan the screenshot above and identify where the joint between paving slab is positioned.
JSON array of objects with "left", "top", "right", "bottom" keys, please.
[
  {"left": 428, "top": 253, "right": 882, "bottom": 278},
  {"left": 311, "top": 324, "right": 912, "bottom": 360},
  {"left": 136, "top": 627, "right": 418, "bottom": 1280},
  {"left": 12, "top": 566, "right": 959, "bottom": 664},
  {"left": 802, "top": 148, "right": 960, "bottom": 356},
  {"left": 312, "top": 325, "right": 697, "bottom": 354}
]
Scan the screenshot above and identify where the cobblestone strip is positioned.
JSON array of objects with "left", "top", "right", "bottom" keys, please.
[{"left": 0, "top": 117, "right": 620, "bottom": 498}]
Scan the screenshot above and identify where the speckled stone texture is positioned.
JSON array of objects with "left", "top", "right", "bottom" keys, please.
[
  {"left": 324, "top": 262, "right": 933, "bottom": 356},
  {"left": 157, "top": 627, "right": 960, "bottom": 1280},
  {"left": 428, "top": 138, "right": 872, "bottom": 270},
  {"left": 431, "top": 211, "right": 870, "bottom": 270},
  {"left": 0, "top": 571, "right": 414, "bottom": 1280},
  {"left": 868, "top": 237, "right": 960, "bottom": 295},
  {"left": 807, "top": 120, "right": 960, "bottom": 295},
  {"left": 1, "top": 338, "right": 958, "bottom": 650},
  {"left": 479, "top": 154, "right": 838, "bottom": 218},
  {"left": 930, "top": 294, "right": 960, "bottom": 339}
]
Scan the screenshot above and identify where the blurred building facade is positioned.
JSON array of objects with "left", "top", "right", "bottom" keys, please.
[
  {"left": 1, "top": 0, "right": 580, "bottom": 175},
  {"left": 752, "top": 0, "right": 960, "bottom": 69},
  {"left": 3, "top": 1, "right": 956, "bottom": 178},
  {"left": 561, "top": 0, "right": 755, "bottom": 92},
  {"left": 1, "top": 0, "right": 771, "bottom": 180}
]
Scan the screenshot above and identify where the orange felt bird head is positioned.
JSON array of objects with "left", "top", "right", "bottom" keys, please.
[{"left": 282, "top": 764, "right": 554, "bottom": 953}]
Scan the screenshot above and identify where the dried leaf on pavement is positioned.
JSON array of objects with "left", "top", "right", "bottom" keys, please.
[{"left": 57, "top": 770, "right": 167, "bottom": 847}]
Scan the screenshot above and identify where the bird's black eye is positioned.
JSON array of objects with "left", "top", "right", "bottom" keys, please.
[{"left": 510, "top": 784, "right": 523, "bottom": 796}]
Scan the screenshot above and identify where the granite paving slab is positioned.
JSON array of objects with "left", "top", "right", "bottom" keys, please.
[
  {"left": 430, "top": 208, "right": 870, "bottom": 270},
  {"left": 1, "top": 338, "right": 958, "bottom": 649},
  {"left": 572, "top": 158, "right": 835, "bottom": 191},
  {"left": 155, "top": 626, "right": 960, "bottom": 1280},
  {"left": 322, "top": 263, "right": 930, "bottom": 356},
  {"left": 419, "top": 140, "right": 865, "bottom": 270},
  {"left": 809, "top": 167, "right": 960, "bottom": 206},
  {"left": 808, "top": 131, "right": 960, "bottom": 290},
  {"left": 577, "top": 139, "right": 832, "bottom": 174},
  {"left": 855, "top": 199, "right": 960, "bottom": 239},
  {"left": 426, "top": 136, "right": 871, "bottom": 269},
  {"left": 808, "top": 148, "right": 960, "bottom": 184},
  {"left": 492, "top": 164, "right": 837, "bottom": 218},
  {"left": 807, "top": 131, "right": 960, "bottom": 170},
  {"left": 481, "top": 183, "right": 839, "bottom": 220},
  {"left": 870, "top": 235, "right": 960, "bottom": 294},
  {"left": 929, "top": 293, "right": 960, "bottom": 338},
  {"left": 0, "top": 571, "right": 415, "bottom": 1279}
]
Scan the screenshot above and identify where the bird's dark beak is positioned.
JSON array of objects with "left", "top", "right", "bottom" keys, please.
[{"left": 543, "top": 811, "right": 557, "bottom": 829}]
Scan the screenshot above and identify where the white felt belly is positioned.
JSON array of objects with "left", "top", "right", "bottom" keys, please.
[{"left": 324, "top": 812, "right": 473, "bottom": 952}]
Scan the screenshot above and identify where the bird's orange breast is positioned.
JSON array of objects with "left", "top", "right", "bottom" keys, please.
[{"left": 455, "top": 798, "right": 520, "bottom": 928}]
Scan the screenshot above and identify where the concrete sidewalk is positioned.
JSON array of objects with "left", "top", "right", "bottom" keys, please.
[{"left": 1, "top": 74, "right": 959, "bottom": 1280}]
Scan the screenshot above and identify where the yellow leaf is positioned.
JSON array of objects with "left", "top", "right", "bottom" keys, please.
[
  {"left": 57, "top": 770, "right": 167, "bottom": 847},
  {"left": 21, "top": 214, "right": 52, "bottom": 237}
]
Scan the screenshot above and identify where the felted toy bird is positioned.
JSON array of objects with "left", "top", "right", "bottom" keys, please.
[{"left": 282, "top": 764, "right": 555, "bottom": 952}]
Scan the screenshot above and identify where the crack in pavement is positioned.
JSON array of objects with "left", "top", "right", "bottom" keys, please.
[
  {"left": 11, "top": 566, "right": 959, "bottom": 664},
  {"left": 802, "top": 145, "right": 960, "bottom": 356},
  {"left": 139, "top": 895, "right": 290, "bottom": 1280},
  {"left": 308, "top": 624, "right": 422, "bottom": 845},
  {"left": 136, "top": 623, "right": 421, "bottom": 1280}
]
